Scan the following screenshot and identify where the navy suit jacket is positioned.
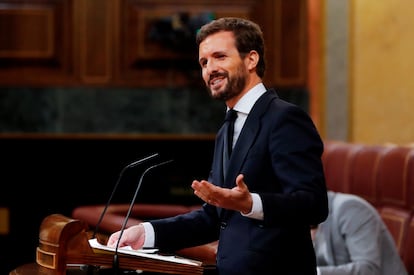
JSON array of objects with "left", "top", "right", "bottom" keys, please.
[{"left": 151, "top": 89, "right": 328, "bottom": 275}]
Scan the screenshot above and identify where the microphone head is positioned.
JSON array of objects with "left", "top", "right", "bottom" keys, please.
[{"left": 127, "top": 153, "right": 159, "bottom": 168}]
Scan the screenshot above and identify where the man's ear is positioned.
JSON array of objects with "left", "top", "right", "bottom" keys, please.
[{"left": 246, "top": 50, "right": 259, "bottom": 71}]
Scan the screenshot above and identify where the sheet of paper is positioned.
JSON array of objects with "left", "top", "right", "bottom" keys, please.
[{"left": 88, "top": 238, "right": 202, "bottom": 266}]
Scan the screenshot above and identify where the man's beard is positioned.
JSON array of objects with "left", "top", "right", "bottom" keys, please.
[{"left": 207, "top": 66, "right": 247, "bottom": 101}]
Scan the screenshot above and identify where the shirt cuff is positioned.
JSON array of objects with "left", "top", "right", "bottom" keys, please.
[
  {"left": 240, "top": 193, "right": 264, "bottom": 220},
  {"left": 142, "top": 222, "right": 155, "bottom": 248}
]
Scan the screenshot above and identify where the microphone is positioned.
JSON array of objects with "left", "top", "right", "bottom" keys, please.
[
  {"left": 92, "top": 153, "right": 159, "bottom": 239},
  {"left": 112, "top": 159, "right": 174, "bottom": 274}
]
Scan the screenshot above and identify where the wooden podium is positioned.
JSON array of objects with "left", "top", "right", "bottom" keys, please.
[{"left": 33, "top": 214, "right": 215, "bottom": 275}]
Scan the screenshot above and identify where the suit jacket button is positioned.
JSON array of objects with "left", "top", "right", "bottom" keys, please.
[{"left": 220, "top": 222, "right": 227, "bottom": 229}]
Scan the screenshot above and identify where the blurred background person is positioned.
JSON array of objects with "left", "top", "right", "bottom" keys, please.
[{"left": 311, "top": 191, "right": 408, "bottom": 275}]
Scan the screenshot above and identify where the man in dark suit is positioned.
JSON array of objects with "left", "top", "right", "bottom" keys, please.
[{"left": 108, "top": 17, "right": 328, "bottom": 274}]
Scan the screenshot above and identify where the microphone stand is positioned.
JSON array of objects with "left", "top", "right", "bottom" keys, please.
[
  {"left": 113, "top": 159, "right": 174, "bottom": 275},
  {"left": 92, "top": 153, "right": 159, "bottom": 239},
  {"left": 85, "top": 153, "right": 158, "bottom": 275}
]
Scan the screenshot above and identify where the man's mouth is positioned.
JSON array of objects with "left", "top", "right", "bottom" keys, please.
[{"left": 209, "top": 76, "right": 226, "bottom": 90}]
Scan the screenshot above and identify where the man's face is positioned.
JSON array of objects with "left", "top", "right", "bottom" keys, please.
[{"left": 198, "top": 31, "right": 247, "bottom": 101}]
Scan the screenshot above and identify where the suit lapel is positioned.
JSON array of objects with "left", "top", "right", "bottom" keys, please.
[{"left": 224, "top": 89, "right": 278, "bottom": 188}]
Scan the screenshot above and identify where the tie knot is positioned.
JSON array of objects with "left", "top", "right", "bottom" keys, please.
[{"left": 225, "top": 109, "right": 238, "bottom": 122}]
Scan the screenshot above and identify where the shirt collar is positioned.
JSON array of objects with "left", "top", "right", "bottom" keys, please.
[{"left": 231, "top": 83, "right": 267, "bottom": 115}]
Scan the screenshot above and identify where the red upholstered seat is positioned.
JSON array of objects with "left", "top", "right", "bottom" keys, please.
[
  {"left": 348, "top": 145, "right": 390, "bottom": 207},
  {"left": 377, "top": 146, "right": 414, "bottom": 209},
  {"left": 379, "top": 207, "right": 410, "bottom": 257},
  {"left": 404, "top": 147, "right": 414, "bottom": 213},
  {"left": 322, "top": 142, "right": 363, "bottom": 193},
  {"left": 72, "top": 203, "right": 202, "bottom": 233}
]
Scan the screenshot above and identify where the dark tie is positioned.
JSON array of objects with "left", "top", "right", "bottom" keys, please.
[
  {"left": 222, "top": 109, "right": 237, "bottom": 181},
  {"left": 224, "top": 109, "right": 238, "bottom": 157}
]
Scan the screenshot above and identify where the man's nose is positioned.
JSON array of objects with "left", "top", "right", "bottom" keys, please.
[{"left": 205, "top": 60, "right": 218, "bottom": 75}]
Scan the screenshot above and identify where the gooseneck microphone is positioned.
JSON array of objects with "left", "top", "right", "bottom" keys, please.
[
  {"left": 112, "top": 159, "right": 174, "bottom": 274},
  {"left": 92, "top": 153, "right": 159, "bottom": 239}
]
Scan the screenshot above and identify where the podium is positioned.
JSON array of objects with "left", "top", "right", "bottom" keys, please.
[{"left": 31, "top": 214, "right": 215, "bottom": 275}]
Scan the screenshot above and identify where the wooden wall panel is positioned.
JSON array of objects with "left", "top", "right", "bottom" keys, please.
[
  {"left": 74, "top": 0, "right": 114, "bottom": 84},
  {"left": 0, "top": 0, "right": 73, "bottom": 85},
  {"left": 273, "top": 0, "right": 307, "bottom": 87},
  {"left": 0, "top": 8, "right": 54, "bottom": 58}
]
